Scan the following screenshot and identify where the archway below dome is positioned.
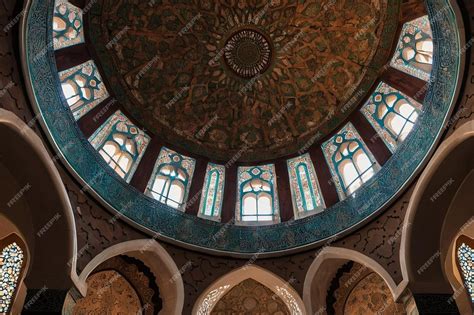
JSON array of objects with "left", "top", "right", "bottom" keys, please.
[
  {"left": 212, "top": 278, "right": 290, "bottom": 314},
  {"left": 193, "top": 265, "right": 306, "bottom": 315},
  {"left": 328, "top": 262, "right": 406, "bottom": 314}
]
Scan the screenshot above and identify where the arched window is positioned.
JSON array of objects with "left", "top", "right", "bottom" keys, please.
[
  {"left": 361, "top": 82, "right": 422, "bottom": 152},
  {"left": 390, "top": 16, "right": 433, "bottom": 81},
  {"left": 59, "top": 60, "right": 109, "bottom": 120},
  {"left": 89, "top": 111, "right": 150, "bottom": 182},
  {"left": 237, "top": 165, "right": 279, "bottom": 223},
  {"left": 287, "top": 154, "right": 325, "bottom": 218},
  {"left": 0, "top": 235, "right": 26, "bottom": 314},
  {"left": 146, "top": 147, "right": 195, "bottom": 210},
  {"left": 456, "top": 236, "right": 474, "bottom": 304},
  {"left": 53, "top": 0, "right": 84, "bottom": 50},
  {"left": 323, "top": 123, "right": 379, "bottom": 199},
  {"left": 198, "top": 163, "right": 225, "bottom": 221}
]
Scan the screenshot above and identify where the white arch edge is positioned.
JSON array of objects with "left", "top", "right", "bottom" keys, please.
[
  {"left": 0, "top": 108, "right": 81, "bottom": 291},
  {"left": 77, "top": 239, "right": 184, "bottom": 315},
  {"left": 400, "top": 120, "right": 474, "bottom": 286},
  {"left": 302, "top": 246, "right": 405, "bottom": 314},
  {"left": 192, "top": 264, "right": 307, "bottom": 315}
]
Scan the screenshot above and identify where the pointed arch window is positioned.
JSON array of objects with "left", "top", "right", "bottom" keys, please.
[
  {"left": 361, "top": 82, "right": 422, "bottom": 152},
  {"left": 89, "top": 111, "right": 150, "bottom": 182},
  {"left": 390, "top": 16, "right": 433, "bottom": 81},
  {"left": 146, "top": 147, "right": 196, "bottom": 210},
  {"left": 456, "top": 236, "right": 474, "bottom": 303},
  {"left": 287, "top": 154, "right": 325, "bottom": 218},
  {"left": 59, "top": 60, "right": 109, "bottom": 120},
  {"left": 0, "top": 236, "right": 26, "bottom": 314},
  {"left": 198, "top": 163, "right": 225, "bottom": 221},
  {"left": 322, "top": 123, "right": 380, "bottom": 199},
  {"left": 53, "top": 0, "right": 85, "bottom": 50},
  {"left": 236, "top": 165, "right": 279, "bottom": 224}
]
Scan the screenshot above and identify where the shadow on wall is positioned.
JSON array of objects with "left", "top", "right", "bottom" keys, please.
[{"left": 0, "top": 109, "right": 79, "bottom": 296}]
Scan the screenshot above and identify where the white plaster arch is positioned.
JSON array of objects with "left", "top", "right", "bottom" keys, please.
[
  {"left": 77, "top": 239, "right": 184, "bottom": 315},
  {"left": 192, "top": 265, "right": 307, "bottom": 315},
  {"left": 0, "top": 108, "right": 80, "bottom": 290},
  {"left": 302, "top": 246, "right": 404, "bottom": 314},
  {"left": 400, "top": 120, "right": 474, "bottom": 293}
]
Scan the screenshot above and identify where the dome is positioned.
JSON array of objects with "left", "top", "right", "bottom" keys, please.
[
  {"left": 86, "top": 0, "right": 397, "bottom": 161},
  {"left": 22, "top": 0, "right": 461, "bottom": 256}
]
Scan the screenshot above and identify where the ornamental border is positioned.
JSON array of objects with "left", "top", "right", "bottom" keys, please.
[{"left": 21, "top": 0, "right": 462, "bottom": 256}]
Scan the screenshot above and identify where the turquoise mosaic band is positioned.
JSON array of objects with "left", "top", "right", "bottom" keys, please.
[{"left": 24, "top": 0, "right": 461, "bottom": 255}]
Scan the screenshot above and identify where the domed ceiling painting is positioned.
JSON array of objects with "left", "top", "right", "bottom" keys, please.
[{"left": 89, "top": 0, "right": 396, "bottom": 161}]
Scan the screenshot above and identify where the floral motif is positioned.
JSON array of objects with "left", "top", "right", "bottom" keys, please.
[{"left": 88, "top": 0, "right": 396, "bottom": 161}]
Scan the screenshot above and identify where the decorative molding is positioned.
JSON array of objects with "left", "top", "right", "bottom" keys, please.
[{"left": 21, "top": 0, "right": 462, "bottom": 255}]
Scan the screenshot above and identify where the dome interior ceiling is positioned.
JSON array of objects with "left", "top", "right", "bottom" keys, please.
[{"left": 88, "top": 0, "right": 396, "bottom": 161}]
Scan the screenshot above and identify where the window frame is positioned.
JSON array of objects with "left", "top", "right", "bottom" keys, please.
[
  {"left": 322, "top": 123, "right": 380, "bottom": 200},
  {"left": 236, "top": 165, "right": 280, "bottom": 225},
  {"left": 145, "top": 147, "right": 196, "bottom": 211},
  {"left": 287, "top": 154, "right": 326, "bottom": 219},
  {"left": 198, "top": 163, "right": 225, "bottom": 222}
]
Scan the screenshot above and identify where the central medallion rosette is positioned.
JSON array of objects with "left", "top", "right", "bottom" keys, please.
[{"left": 223, "top": 28, "right": 273, "bottom": 78}]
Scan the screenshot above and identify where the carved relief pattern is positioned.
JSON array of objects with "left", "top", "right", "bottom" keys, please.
[
  {"left": 275, "top": 285, "right": 304, "bottom": 315},
  {"left": 1, "top": 1, "right": 474, "bottom": 314},
  {"left": 331, "top": 263, "right": 406, "bottom": 314},
  {"left": 87, "top": 0, "right": 397, "bottom": 161},
  {"left": 196, "top": 285, "right": 230, "bottom": 315},
  {"left": 211, "top": 279, "right": 290, "bottom": 314},
  {"left": 24, "top": 0, "right": 462, "bottom": 254},
  {"left": 72, "top": 270, "right": 142, "bottom": 314}
]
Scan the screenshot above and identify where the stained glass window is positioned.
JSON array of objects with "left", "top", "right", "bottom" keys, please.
[
  {"left": 198, "top": 163, "right": 225, "bottom": 221},
  {"left": 361, "top": 82, "right": 422, "bottom": 152},
  {"left": 59, "top": 60, "right": 109, "bottom": 120},
  {"left": 236, "top": 165, "right": 279, "bottom": 223},
  {"left": 89, "top": 111, "right": 150, "bottom": 182},
  {"left": 146, "top": 147, "right": 196, "bottom": 210},
  {"left": 390, "top": 16, "right": 433, "bottom": 81},
  {"left": 0, "top": 242, "right": 24, "bottom": 313},
  {"left": 53, "top": 0, "right": 85, "bottom": 50},
  {"left": 287, "top": 154, "right": 325, "bottom": 218},
  {"left": 457, "top": 241, "right": 474, "bottom": 303},
  {"left": 322, "top": 123, "right": 379, "bottom": 199}
]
